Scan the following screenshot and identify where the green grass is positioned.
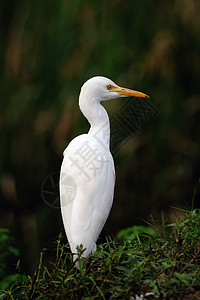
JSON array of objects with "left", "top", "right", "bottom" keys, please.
[{"left": 1, "top": 209, "right": 200, "bottom": 299}]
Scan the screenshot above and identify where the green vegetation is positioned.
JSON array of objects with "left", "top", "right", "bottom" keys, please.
[
  {"left": 1, "top": 209, "right": 200, "bottom": 299},
  {"left": 0, "top": 228, "right": 19, "bottom": 279},
  {"left": 0, "top": 0, "right": 200, "bottom": 274}
]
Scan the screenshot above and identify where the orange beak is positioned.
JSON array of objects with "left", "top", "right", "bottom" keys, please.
[{"left": 111, "top": 86, "right": 149, "bottom": 98}]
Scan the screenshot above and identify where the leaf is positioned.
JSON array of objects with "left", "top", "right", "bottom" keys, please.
[
  {"left": 0, "top": 274, "right": 25, "bottom": 290},
  {"left": 174, "top": 272, "right": 189, "bottom": 284}
]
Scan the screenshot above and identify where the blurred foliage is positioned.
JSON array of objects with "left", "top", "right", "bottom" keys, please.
[
  {"left": 0, "top": 0, "right": 200, "bottom": 272},
  {"left": 0, "top": 228, "right": 19, "bottom": 281},
  {"left": 0, "top": 228, "right": 27, "bottom": 295},
  {"left": 117, "top": 225, "right": 157, "bottom": 242}
]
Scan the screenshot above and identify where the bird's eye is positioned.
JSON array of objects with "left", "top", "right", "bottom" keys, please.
[{"left": 107, "top": 85, "right": 112, "bottom": 90}]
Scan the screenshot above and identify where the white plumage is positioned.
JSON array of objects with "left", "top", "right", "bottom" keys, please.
[{"left": 59, "top": 76, "right": 149, "bottom": 262}]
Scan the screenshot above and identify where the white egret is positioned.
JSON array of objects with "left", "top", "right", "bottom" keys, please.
[{"left": 59, "top": 76, "right": 149, "bottom": 262}]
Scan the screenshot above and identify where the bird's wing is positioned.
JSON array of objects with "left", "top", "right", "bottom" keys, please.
[{"left": 60, "top": 134, "right": 115, "bottom": 256}]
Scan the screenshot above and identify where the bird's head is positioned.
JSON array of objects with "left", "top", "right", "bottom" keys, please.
[{"left": 80, "top": 76, "right": 149, "bottom": 103}]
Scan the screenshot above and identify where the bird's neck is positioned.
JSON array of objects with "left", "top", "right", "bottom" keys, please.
[{"left": 79, "top": 95, "right": 110, "bottom": 149}]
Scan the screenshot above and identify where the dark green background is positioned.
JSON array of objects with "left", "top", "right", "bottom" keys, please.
[{"left": 0, "top": 0, "right": 200, "bottom": 273}]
